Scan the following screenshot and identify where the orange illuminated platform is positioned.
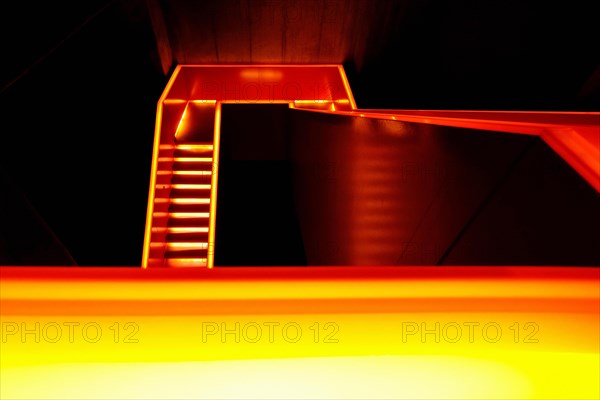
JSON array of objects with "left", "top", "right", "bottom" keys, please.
[{"left": 1, "top": 266, "right": 599, "bottom": 399}]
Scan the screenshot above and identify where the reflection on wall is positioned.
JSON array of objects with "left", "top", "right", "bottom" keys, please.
[
  {"left": 212, "top": 105, "right": 600, "bottom": 266},
  {"left": 289, "top": 109, "right": 600, "bottom": 265},
  {"left": 443, "top": 140, "right": 600, "bottom": 265}
]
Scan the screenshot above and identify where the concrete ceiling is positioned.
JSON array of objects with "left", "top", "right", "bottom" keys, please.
[
  {"left": 148, "top": 0, "right": 407, "bottom": 72},
  {"left": 146, "top": 0, "right": 599, "bottom": 109}
]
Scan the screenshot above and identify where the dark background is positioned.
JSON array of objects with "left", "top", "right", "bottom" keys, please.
[{"left": 1, "top": 0, "right": 598, "bottom": 266}]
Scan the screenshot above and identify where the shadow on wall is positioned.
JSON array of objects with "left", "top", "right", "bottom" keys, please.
[
  {"left": 215, "top": 105, "right": 307, "bottom": 266},
  {"left": 0, "top": 169, "right": 76, "bottom": 266}
]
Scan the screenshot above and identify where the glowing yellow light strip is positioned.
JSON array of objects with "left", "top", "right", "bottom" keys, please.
[
  {"left": 207, "top": 102, "right": 222, "bottom": 269},
  {"left": 177, "top": 144, "right": 214, "bottom": 151},
  {"left": 152, "top": 227, "right": 209, "bottom": 233},
  {"left": 167, "top": 257, "right": 208, "bottom": 266},
  {"left": 157, "top": 171, "right": 212, "bottom": 175},
  {"left": 294, "top": 100, "right": 332, "bottom": 104},
  {"left": 156, "top": 184, "right": 211, "bottom": 190},
  {"left": 219, "top": 100, "right": 290, "bottom": 104},
  {"left": 151, "top": 242, "right": 208, "bottom": 249},
  {"left": 158, "top": 157, "right": 213, "bottom": 162},
  {"left": 153, "top": 212, "right": 210, "bottom": 219},
  {"left": 143, "top": 65, "right": 183, "bottom": 269},
  {"left": 173, "top": 170, "right": 212, "bottom": 175},
  {"left": 338, "top": 65, "right": 358, "bottom": 109},
  {"left": 159, "top": 144, "right": 214, "bottom": 151},
  {"left": 180, "top": 64, "right": 342, "bottom": 67},
  {"left": 173, "top": 102, "right": 190, "bottom": 139},
  {"left": 189, "top": 100, "right": 217, "bottom": 105},
  {"left": 154, "top": 198, "right": 210, "bottom": 204}
]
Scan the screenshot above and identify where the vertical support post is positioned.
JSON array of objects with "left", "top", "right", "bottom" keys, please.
[{"left": 207, "top": 102, "right": 222, "bottom": 268}]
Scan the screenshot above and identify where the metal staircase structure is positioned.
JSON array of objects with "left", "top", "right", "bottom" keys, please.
[{"left": 142, "top": 65, "right": 600, "bottom": 268}]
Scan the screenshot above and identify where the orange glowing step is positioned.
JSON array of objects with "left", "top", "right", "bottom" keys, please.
[
  {"left": 159, "top": 144, "right": 214, "bottom": 151},
  {"left": 151, "top": 242, "right": 209, "bottom": 249},
  {"left": 157, "top": 170, "right": 213, "bottom": 175},
  {"left": 155, "top": 184, "right": 211, "bottom": 190},
  {"left": 153, "top": 212, "right": 210, "bottom": 219},
  {"left": 154, "top": 198, "right": 211, "bottom": 204},
  {"left": 158, "top": 157, "right": 213, "bottom": 162},
  {"left": 152, "top": 227, "right": 209, "bottom": 233},
  {"left": 165, "top": 258, "right": 208, "bottom": 267}
]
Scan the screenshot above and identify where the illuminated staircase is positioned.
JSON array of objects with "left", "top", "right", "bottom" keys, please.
[
  {"left": 143, "top": 66, "right": 600, "bottom": 270},
  {"left": 149, "top": 143, "right": 215, "bottom": 267}
]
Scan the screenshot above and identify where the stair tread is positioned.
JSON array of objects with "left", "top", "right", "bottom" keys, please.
[
  {"left": 158, "top": 157, "right": 213, "bottom": 162},
  {"left": 159, "top": 144, "right": 213, "bottom": 150},
  {"left": 151, "top": 141, "right": 215, "bottom": 268},
  {"left": 154, "top": 198, "right": 211, "bottom": 204},
  {"left": 165, "top": 258, "right": 208, "bottom": 268},
  {"left": 153, "top": 212, "right": 210, "bottom": 218},
  {"left": 155, "top": 184, "right": 211, "bottom": 189},
  {"left": 157, "top": 170, "right": 213, "bottom": 175},
  {"left": 152, "top": 242, "right": 209, "bottom": 250}
]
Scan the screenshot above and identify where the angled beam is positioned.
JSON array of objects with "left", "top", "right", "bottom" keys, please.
[{"left": 146, "top": 0, "right": 173, "bottom": 75}]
